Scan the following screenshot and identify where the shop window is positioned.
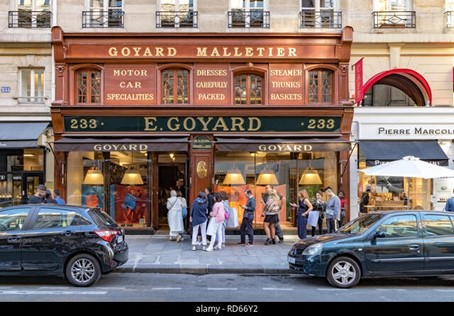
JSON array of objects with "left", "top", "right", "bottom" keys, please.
[
  {"left": 76, "top": 69, "right": 101, "bottom": 104},
  {"left": 308, "top": 69, "right": 333, "bottom": 103},
  {"left": 19, "top": 68, "right": 45, "bottom": 104},
  {"left": 234, "top": 73, "right": 263, "bottom": 105},
  {"left": 161, "top": 69, "right": 189, "bottom": 104}
]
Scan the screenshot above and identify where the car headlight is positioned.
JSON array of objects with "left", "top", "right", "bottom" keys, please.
[{"left": 302, "top": 243, "right": 323, "bottom": 256}]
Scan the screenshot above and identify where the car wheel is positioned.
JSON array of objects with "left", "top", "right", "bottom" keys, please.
[
  {"left": 65, "top": 253, "right": 101, "bottom": 287},
  {"left": 326, "top": 256, "right": 361, "bottom": 288}
]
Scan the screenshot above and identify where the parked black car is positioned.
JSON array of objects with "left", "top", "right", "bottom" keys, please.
[
  {"left": 0, "top": 204, "right": 128, "bottom": 287},
  {"left": 288, "top": 210, "right": 454, "bottom": 288}
]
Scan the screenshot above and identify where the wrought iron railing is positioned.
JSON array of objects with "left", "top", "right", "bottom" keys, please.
[
  {"left": 299, "top": 9, "right": 342, "bottom": 28},
  {"left": 8, "top": 10, "right": 52, "bottom": 28},
  {"left": 82, "top": 10, "right": 125, "bottom": 28},
  {"left": 156, "top": 10, "right": 198, "bottom": 28},
  {"left": 372, "top": 11, "right": 416, "bottom": 28},
  {"left": 228, "top": 9, "right": 270, "bottom": 28}
]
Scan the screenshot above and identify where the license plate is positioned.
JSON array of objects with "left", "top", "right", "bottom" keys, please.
[
  {"left": 288, "top": 256, "right": 296, "bottom": 264},
  {"left": 117, "top": 234, "right": 124, "bottom": 243}
]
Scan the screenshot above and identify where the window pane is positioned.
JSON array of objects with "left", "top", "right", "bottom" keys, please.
[
  {"left": 90, "top": 71, "right": 101, "bottom": 103},
  {"left": 235, "top": 74, "right": 247, "bottom": 104},
  {"left": 308, "top": 71, "right": 318, "bottom": 102},
  {"left": 34, "top": 69, "right": 44, "bottom": 97},
  {"left": 77, "top": 72, "right": 88, "bottom": 103},
  {"left": 161, "top": 69, "right": 189, "bottom": 104},
  {"left": 424, "top": 215, "right": 454, "bottom": 236},
  {"left": 321, "top": 70, "right": 332, "bottom": 102},
  {"left": 77, "top": 69, "right": 101, "bottom": 104}
]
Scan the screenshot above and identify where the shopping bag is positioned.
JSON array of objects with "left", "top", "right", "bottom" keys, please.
[
  {"left": 226, "top": 207, "right": 239, "bottom": 228},
  {"left": 206, "top": 217, "right": 218, "bottom": 236}
]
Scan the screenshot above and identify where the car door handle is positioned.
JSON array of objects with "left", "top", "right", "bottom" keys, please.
[{"left": 409, "top": 244, "right": 420, "bottom": 251}]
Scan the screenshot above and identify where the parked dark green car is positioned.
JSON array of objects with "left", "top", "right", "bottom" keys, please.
[{"left": 288, "top": 210, "right": 454, "bottom": 288}]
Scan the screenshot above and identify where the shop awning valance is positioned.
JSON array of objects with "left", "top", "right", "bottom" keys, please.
[
  {"left": 215, "top": 136, "right": 351, "bottom": 152},
  {"left": 0, "top": 122, "right": 50, "bottom": 148},
  {"left": 54, "top": 136, "right": 189, "bottom": 152},
  {"left": 360, "top": 141, "right": 449, "bottom": 166}
]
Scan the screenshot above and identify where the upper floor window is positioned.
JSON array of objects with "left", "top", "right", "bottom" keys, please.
[
  {"left": 445, "top": 0, "right": 454, "bottom": 28},
  {"left": 229, "top": 0, "right": 269, "bottom": 28},
  {"left": 234, "top": 73, "right": 263, "bottom": 105},
  {"left": 372, "top": 0, "right": 415, "bottom": 28},
  {"left": 19, "top": 68, "right": 45, "bottom": 104},
  {"left": 161, "top": 69, "right": 189, "bottom": 104},
  {"left": 9, "top": 0, "right": 52, "bottom": 28},
  {"left": 83, "top": 0, "right": 124, "bottom": 28},
  {"left": 77, "top": 69, "right": 101, "bottom": 104},
  {"left": 308, "top": 69, "right": 333, "bottom": 103},
  {"left": 300, "top": 0, "right": 341, "bottom": 28},
  {"left": 157, "top": 0, "right": 198, "bottom": 28}
]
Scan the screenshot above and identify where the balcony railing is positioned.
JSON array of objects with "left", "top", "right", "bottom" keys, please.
[
  {"left": 8, "top": 10, "right": 52, "bottom": 28},
  {"left": 82, "top": 10, "right": 125, "bottom": 28},
  {"left": 156, "top": 10, "right": 198, "bottom": 28},
  {"left": 372, "top": 11, "right": 416, "bottom": 28},
  {"left": 228, "top": 9, "right": 270, "bottom": 28},
  {"left": 299, "top": 9, "right": 342, "bottom": 28},
  {"left": 445, "top": 11, "right": 454, "bottom": 28}
]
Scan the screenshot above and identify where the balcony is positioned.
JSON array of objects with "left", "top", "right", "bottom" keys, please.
[
  {"left": 82, "top": 10, "right": 125, "bottom": 28},
  {"left": 8, "top": 10, "right": 52, "bottom": 28},
  {"left": 372, "top": 11, "right": 416, "bottom": 28},
  {"left": 299, "top": 9, "right": 342, "bottom": 28},
  {"left": 228, "top": 9, "right": 270, "bottom": 28},
  {"left": 156, "top": 10, "right": 198, "bottom": 28}
]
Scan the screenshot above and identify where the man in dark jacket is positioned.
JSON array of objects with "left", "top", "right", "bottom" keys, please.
[
  {"left": 239, "top": 189, "right": 256, "bottom": 245},
  {"left": 28, "top": 184, "right": 46, "bottom": 204}
]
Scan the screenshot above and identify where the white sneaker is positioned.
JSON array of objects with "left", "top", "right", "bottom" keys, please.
[
  {"left": 202, "top": 246, "right": 206, "bottom": 251},
  {"left": 214, "top": 244, "right": 222, "bottom": 250},
  {"left": 192, "top": 246, "right": 196, "bottom": 251},
  {"left": 205, "top": 247, "right": 213, "bottom": 252}
]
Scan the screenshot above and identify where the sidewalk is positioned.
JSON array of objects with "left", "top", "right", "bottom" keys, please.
[{"left": 118, "top": 233, "right": 300, "bottom": 275}]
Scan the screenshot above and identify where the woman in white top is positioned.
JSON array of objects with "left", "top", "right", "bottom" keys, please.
[{"left": 167, "top": 190, "right": 185, "bottom": 242}]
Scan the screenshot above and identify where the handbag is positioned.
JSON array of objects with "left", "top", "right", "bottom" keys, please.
[
  {"left": 224, "top": 208, "right": 230, "bottom": 220},
  {"left": 182, "top": 207, "right": 188, "bottom": 219},
  {"left": 226, "top": 207, "right": 239, "bottom": 228}
]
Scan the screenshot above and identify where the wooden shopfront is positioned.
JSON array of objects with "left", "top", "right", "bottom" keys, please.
[{"left": 50, "top": 26, "right": 354, "bottom": 231}]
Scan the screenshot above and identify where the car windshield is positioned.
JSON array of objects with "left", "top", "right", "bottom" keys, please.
[
  {"left": 337, "top": 213, "right": 384, "bottom": 235},
  {"left": 88, "top": 208, "right": 118, "bottom": 227}
]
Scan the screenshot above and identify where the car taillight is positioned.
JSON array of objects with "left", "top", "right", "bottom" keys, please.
[{"left": 95, "top": 229, "right": 118, "bottom": 243}]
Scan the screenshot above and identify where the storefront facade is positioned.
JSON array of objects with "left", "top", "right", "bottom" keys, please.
[
  {"left": 351, "top": 107, "right": 454, "bottom": 216},
  {"left": 51, "top": 26, "right": 354, "bottom": 231}
]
